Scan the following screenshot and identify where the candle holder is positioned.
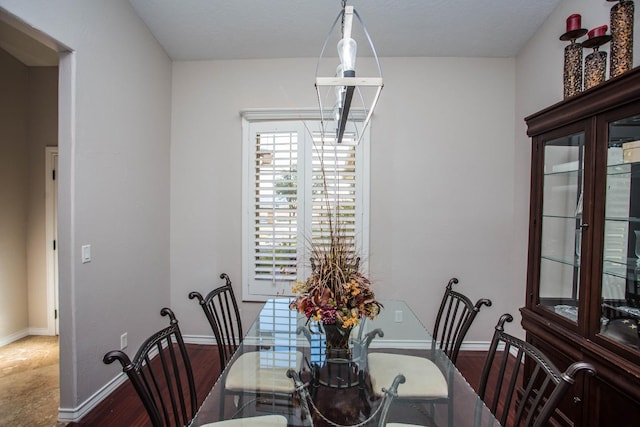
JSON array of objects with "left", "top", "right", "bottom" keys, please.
[
  {"left": 608, "top": 0, "right": 634, "bottom": 78},
  {"left": 560, "top": 16, "right": 588, "bottom": 98},
  {"left": 582, "top": 26, "right": 612, "bottom": 90}
]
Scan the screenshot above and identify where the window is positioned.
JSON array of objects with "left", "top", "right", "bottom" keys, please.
[{"left": 242, "top": 111, "right": 370, "bottom": 301}]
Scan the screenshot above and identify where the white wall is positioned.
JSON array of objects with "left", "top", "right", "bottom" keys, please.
[
  {"left": 170, "top": 58, "right": 321, "bottom": 335},
  {"left": 0, "top": 0, "right": 172, "bottom": 419},
  {"left": 514, "top": 0, "right": 640, "bottom": 330},
  {"left": 0, "top": 48, "right": 29, "bottom": 341},
  {"left": 371, "top": 57, "right": 517, "bottom": 341},
  {"left": 170, "top": 57, "right": 517, "bottom": 345}
]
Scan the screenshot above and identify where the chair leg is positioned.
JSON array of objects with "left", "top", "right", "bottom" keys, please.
[
  {"left": 448, "top": 381, "right": 454, "bottom": 426},
  {"left": 219, "top": 388, "right": 226, "bottom": 420}
]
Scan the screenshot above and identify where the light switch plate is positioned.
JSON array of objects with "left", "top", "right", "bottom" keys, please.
[{"left": 81, "top": 245, "right": 91, "bottom": 263}]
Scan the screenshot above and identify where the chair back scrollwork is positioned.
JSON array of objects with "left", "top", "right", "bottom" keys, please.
[
  {"left": 189, "top": 273, "right": 243, "bottom": 369},
  {"left": 433, "top": 277, "right": 492, "bottom": 364}
]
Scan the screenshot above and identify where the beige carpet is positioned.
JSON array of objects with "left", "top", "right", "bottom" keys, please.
[{"left": 0, "top": 335, "right": 65, "bottom": 427}]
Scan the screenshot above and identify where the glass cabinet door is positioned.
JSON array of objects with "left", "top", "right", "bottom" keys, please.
[
  {"left": 600, "top": 114, "right": 640, "bottom": 351},
  {"left": 539, "top": 132, "right": 585, "bottom": 323}
]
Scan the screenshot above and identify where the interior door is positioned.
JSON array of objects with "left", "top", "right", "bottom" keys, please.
[{"left": 46, "top": 147, "right": 59, "bottom": 335}]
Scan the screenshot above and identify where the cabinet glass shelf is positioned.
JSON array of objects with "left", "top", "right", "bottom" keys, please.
[
  {"left": 542, "top": 214, "right": 582, "bottom": 220},
  {"left": 605, "top": 216, "right": 640, "bottom": 223},
  {"left": 543, "top": 168, "right": 580, "bottom": 176},
  {"left": 602, "top": 258, "right": 639, "bottom": 280},
  {"left": 541, "top": 254, "right": 577, "bottom": 267},
  {"left": 540, "top": 255, "right": 639, "bottom": 280},
  {"left": 607, "top": 164, "right": 633, "bottom": 175}
]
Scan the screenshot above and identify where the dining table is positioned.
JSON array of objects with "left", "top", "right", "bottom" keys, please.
[{"left": 189, "top": 298, "right": 501, "bottom": 427}]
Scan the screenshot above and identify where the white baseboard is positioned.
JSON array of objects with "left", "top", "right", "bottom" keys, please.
[
  {"left": 28, "top": 327, "right": 52, "bottom": 336},
  {"left": 459, "top": 341, "right": 492, "bottom": 352},
  {"left": 58, "top": 372, "right": 128, "bottom": 423},
  {"left": 0, "top": 329, "right": 29, "bottom": 347},
  {"left": 183, "top": 334, "right": 216, "bottom": 345},
  {"left": 58, "top": 340, "right": 200, "bottom": 423},
  {"left": 460, "top": 341, "right": 521, "bottom": 359}
]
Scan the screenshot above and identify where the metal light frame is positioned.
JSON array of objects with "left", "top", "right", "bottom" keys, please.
[{"left": 316, "top": 4, "right": 383, "bottom": 145}]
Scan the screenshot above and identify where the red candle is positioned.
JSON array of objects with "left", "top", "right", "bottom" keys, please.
[
  {"left": 588, "top": 25, "right": 608, "bottom": 38},
  {"left": 566, "top": 14, "right": 582, "bottom": 32}
]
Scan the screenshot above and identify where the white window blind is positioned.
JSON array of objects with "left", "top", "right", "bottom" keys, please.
[
  {"left": 242, "top": 115, "right": 369, "bottom": 301},
  {"left": 310, "top": 132, "right": 359, "bottom": 253},
  {"left": 253, "top": 131, "right": 299, "bottom": 283}
]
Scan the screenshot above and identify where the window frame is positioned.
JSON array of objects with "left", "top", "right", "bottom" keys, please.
[{"left": 241, "top": 109, "right": 370, "bottom": 302}]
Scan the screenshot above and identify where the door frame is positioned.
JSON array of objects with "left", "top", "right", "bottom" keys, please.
[{"left": 45, "top": 146, "right": 59, "bottom": 335}]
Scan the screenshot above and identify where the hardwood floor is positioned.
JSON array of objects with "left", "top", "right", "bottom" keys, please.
[{"left": 67, "top": 348, "right": 495, "bottom": 426}]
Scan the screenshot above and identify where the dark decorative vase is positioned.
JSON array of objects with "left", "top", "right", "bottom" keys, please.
[
  {"left": 582, "top": 26, "right": 612, "bottom": 90},
  {"left": 323, "top": 323, "right": 353, "bottom": 359},
  {"left": 561, "top": 14, "right": 587, "bottom": 99},
  {"left": 563, "top": 41, "right": 585, "bottom": 98},
  {"left": 585, "top": 50, "right": 608, "bottom": 89},
  {"left": 609, "top": 0, "right": 634, "bottom": 78}
]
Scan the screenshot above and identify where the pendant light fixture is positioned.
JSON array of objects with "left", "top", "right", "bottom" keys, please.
[{"left": 316, "top": 1, "right": 383, "bottom": 144}]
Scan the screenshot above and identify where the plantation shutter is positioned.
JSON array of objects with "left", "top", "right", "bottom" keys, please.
[
  {"left": 242, "top": 115, "right": 369, "bottom": 301},
  {"left": 252, "top": 129, "right": 300, "bottom": 285},
  {"left": 310, "top": 132, "right": 359, "bottom": 253}
]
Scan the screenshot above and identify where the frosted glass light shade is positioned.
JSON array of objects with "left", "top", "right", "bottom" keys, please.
[{"left": 338, "top": 37, "right": 357, "bottom": 73}]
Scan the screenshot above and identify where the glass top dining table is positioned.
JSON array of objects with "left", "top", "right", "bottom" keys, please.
[{"left": 190, "top": 298, "right": 500, "bottom": 427}]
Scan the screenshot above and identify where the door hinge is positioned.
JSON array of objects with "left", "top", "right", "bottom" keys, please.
[
  {"left": 52, "top": 169, "right": 56, "bottom": 180},
  {"left": 54, "top": 309, "right": 58, "bottom": 320},
  {"left": 53, "top": 240, "right": 56, "bottom": 250}
]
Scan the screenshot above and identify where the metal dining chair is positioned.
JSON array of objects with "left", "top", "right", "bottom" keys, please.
[
  {"left": 189, "top": 273, "right": 302, "bottom": 419},
  {"left": 478, "top": 313, "right": 596, "bottom": 427},
  {"left": 103, "top": 307, "right": 286, "bottom": 427},
  {"left": 103, "top": 307, "right": 198, "bottom": 427},
  {"left": 366, "top": 278, "right": 492, "bottom": 424}
]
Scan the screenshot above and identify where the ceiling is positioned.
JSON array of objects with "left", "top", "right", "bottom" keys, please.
[
  {"left": 128, "top": 0, "right": 562, "bottom": 60},
  {"left": 1, "top": 1, "right": 562, "bottom": 67}
]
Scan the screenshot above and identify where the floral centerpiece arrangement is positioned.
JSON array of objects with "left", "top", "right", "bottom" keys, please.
[
  {"left": 290, "top": 225, "right": 382, "bottom": 351},
  {"left": 288, "top": 124, "right": 382, "bottom": 356}
]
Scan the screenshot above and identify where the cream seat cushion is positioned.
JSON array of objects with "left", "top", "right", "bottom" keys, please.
[
  {"left": 368, "top": 353, "right": 448, "bottom": 398},
  {"left": 225, "top": 350, "right": 303, "bottom": 393},
  {"left": 201, "top": 414, "right": 288, "bottom": 426}
]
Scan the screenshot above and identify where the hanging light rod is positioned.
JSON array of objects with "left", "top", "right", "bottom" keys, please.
[{"left": 315, "top": 3, "right": 383, "bottom": 144}]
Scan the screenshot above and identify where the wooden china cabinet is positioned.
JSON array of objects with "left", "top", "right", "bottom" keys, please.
[{"left": 523, "top": 67, "right": 640, "bottom": 426}]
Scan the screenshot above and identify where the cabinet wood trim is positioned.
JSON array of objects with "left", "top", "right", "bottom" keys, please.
[{"left": 525, "top": 67, "right": 640, "bottom": 137}]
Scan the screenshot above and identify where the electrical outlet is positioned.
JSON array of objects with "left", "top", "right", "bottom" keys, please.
[
  {"left": 394, "top": 310, "right": 403, "bottom": 322},
  {"left": 120, "top": 332, "right": 128, "bottom": 350}
]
